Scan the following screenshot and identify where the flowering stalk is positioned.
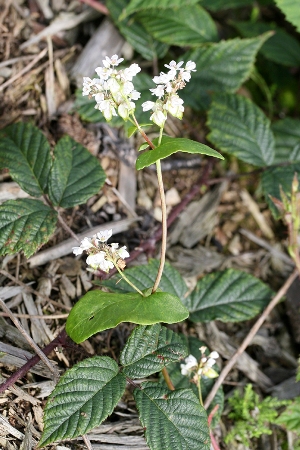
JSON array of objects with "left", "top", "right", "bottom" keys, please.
[{"left": 114, "top": 264, "right": 145, "bottom": 297}]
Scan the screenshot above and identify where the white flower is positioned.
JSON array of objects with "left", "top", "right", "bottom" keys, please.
[
  {"left": 117, "top": 246, "right": 130, "bottom": 259},
  {"left": 164, "top": 60, "right": 184, "bottom": 71},
  {"left": 86, "top": 252, "right": 106, "bottom": 269},
  {"left": 72, "top": 246, "right": 83, "bottom": 256},
  {"left": 96, "top": 229, "right": 112, "bottom": 242},
  {"left": 95, "top": 92, "right": 105, "bottom": 104},
  {"left": 150, "top": 110, "right": 167, "bottom": 128},
  {"left": 124, "top": 63, "right": 141, "bottom": 80},
  {"left": 164, "top": 94, "right": 184, "bottom": 119},
  {"left": 209, "top": 351, "right": 219, "bottom": 360},
  {"left": 123, "top": 81, "right": 134, "bottom": 95},
  {"left": 96, "top": 100, "right": 117, "bottom": 121},
  {"left": 206, "top": 357, "right": 216, "bottom": 368},
  {"left": 153, "top": 72, "right": 173, "bottom": 84},
  {"left": 130, "top": 90, "right": 141, "bottom": 100},
  {"left": 142, "top": 101, "right": 155, "bottom": 111},
  {"left": 185, "top": 60, "right": 196, "bottom": 72},
  {"left": 107, "top": 77, "right": 121, "bottom": 94},
  {"left": 82, "top": 77, "right": 94, "bottom": 96},
  {"left": 80, "top": 237, "right": 94, "bottom": 250},
  {"left": 95, "top": 66, "right": 113, "bottom": 80},
  {"left": 118, "top": 102, "right": 134, "bottom": 120},
  {"left": 103, "top": 54, "right": 124, "bottom": 68},
  {"left": 150, "top": 85, "right": 165, "bottom": 98},
  {"left": 180, "top": 70, "right": 192, "bottom": 82},
  {"left": 180, "top": 354, "right": 198, "bottom": 376}
]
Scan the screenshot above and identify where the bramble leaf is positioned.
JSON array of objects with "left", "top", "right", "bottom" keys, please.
[
  {"left": 274, "top": 0, "right": 300, "bottom": 33},
  {"left": 207, "top": 93, "right": 275, "bottom": 166},
  {"left": 136, "top": 136, "right": 223, "bottom": 170},
  {"left": 185, "top": 269, "right": 273, "bottom": 322},
  {"left": 48, "top": 136, "right": 106, "bottom": 208},
  {"left": 121, "top": 324, "right": 188, "bottom": 377},
  {"left": 0, "top": 199, "right": 57, "bottom": 258},
  {"left": 0, "top": 122, "right": 51, "bottom": 197},
  {"left": 120, "top": 0, "right": 199, "bottom": 18},
  {"left": 66, "top": 290, "right": 189, "bottom": 343},
  {"left": 272, "top": 118, "right": 300, "bottom": 163},
  {"left": 134, "top": 383, "right": 210, "bottom": 450},
  {"left": 39, "top": 357, "right": 126, "bottom": 447}
]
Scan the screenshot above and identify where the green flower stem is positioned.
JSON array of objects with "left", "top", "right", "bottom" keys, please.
[
  {"left": 115, "top": 264, "right": 145, "bottom": 297},
  {"left": 152, "top": 127, "right": 166, "bottom": 293},
  {"left": 197, "top": 377, "right": 203, "bottom": 407},
  {"left": 132, "top": 114, "right": 155, "bottom": 149}
]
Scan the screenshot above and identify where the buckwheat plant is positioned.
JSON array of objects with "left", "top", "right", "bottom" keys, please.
[{"left": 39, "top": 56, "right": 224, "bottom": 450}]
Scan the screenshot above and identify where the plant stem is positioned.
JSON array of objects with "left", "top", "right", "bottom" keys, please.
[
  {"left": 162, "top": 367, "right": 175, "bottom": 390},
  {"left": 115, "top": 264, "right": 145, "bottom": 297},
  {"left": 197, "top": 377, "right": 203, "bottom": 407},
  {"left": 204, "top": 268, "right": 299, "bottom": 410},
  {"left": 132, "top": 114, "right": 155, "bottom": 149}
]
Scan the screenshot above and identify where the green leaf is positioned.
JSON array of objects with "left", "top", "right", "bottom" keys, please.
[
  {"left": 39, "top": 357, "right": 126, "bottom": 447},
  {"left": 276, "top": 397, "right": 300, "bottom": 431},
  {"left": 102, "top": 259, "right": 188, "bottom": 300},
  {"left": 199, "top": 0, "right": 254, "bottom": 11},
  {"left": 0, "top": 199, "right": 57, "bottom": 258},
  {"left": 136, "top": 136, "right": 223, "bottom": 170},
  {"left": 121, "top": 324, "right": 188, "bottom": 378},
  {"left": 48, "top": 136, "right": 106, "bottom": 208},
  {"left": 137, "top": 4, "right": 218, "bottom": 47},
  {"left": 121, "top": 0, "right": 199, "bottom": 17},
  {"left": 207, "top": 93, "right": 275, "bottom": 166},
  {"left": 107, "top": 0, "right": 169, "bottom": 61},
  {"left": 272, "top": 118, "right": 300, "bottom": 163},
  {"left": 261, "top": 163, "right": 300, "bottom": 218},
  {"left": 0, "top": 122, "right": 51, "bottom": 197},
  {"left": 66, "top": 290, "right": 189, "bottom": 343},
  {"left": 185, "top": 269, "right": 273, "bottom": 322},
  {"left": 233, "top": 21, "right": 300, "bottom": 67},
  {"left": 274, "top": 0, "right": 300, "bottom": 33},
  {"left": 134, "top": 383, "right": 210, "bottom": 450}
]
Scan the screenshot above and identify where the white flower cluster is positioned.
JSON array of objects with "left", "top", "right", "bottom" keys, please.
[
  {"left": 142, "top": 60, "right": 196, "bottom": 127},
  {"left": 72, "top": 229, "right": 129, "bottom": 273},
  {"left": 180, "top": 348, "right": 219, "bottom": 379},
  {"left": 82, "top": 55, "right": 141, "bottom": 121}
]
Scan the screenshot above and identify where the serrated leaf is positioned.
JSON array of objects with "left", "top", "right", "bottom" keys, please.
[
  {"left": 274, "top": 0, "right": 300, "bottom": 33},
  {"left": 0, "top": 122, "right": 51, "bottom": 197},
  {"left": 261, "top": 163, "right": 300, "bottom": 218},
  {"left": 107, "top": 0, "right": 169, "bottom": 61},
  {"left": 66, "top": 290, "right": 189, "bottom": 343},
  {"left": 48, "top": 136, "right": 106, "bottom": 208},
  {"left": 136, "top": 136, "right": 223, "bottom": 170},
  {"left": 39, "top": 357, "right": 126, "bottom": 447},
  {"left": 121, "top": 0, "right": 199, "bottom": 18},
  {"left": 101, "top": 259, "right": 188, "bottom": 300},
  {"left": 207, "top": 93, "right": 275, "bottom": 166},
  {"left": 185, "top": 269, "right": 273, "bottom": 322},
  {"left": 0, "top": 199, "right": 57, "bottom": 258},
  {"left": 137, "top": 4, "right": 218, "bottom": 47},
  {"left": 199, "top": 0, "right": 254, "bottom": 11},
  {"left": 276, "top": 397, "right": 300, "bottom": 431},
  {"left": 272, "top": 118, "right": 300, "bottom": 163},
  {"left": 233, "top": 21, "right": 300, "bottom": 67},
  {"left": 134, "top": 383, "right": 210, "bottom": 450},
  {"left": 121, "top": 324, "right": 188, "bottom": 378},
  {"left": 182, "top": 35, "right": 271, "bottom": 110}
]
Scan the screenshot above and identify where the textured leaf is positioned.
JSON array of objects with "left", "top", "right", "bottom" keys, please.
[
  {"left": 276, "top": 397, "right": 300, "bottom": 432},
  {"left": 136, "top": 136, "right": 223, "bottom": 170},
  {"left": 233, "top": 21, "right": 300, "bottom": 67},
  {"left": 121, "top": 324, "right": 188, "bottom": 378},
  {"left": 134, "top": 383, "right": 210, "bottom": 450},
  {"left": 137, "top": 5, "right": 218, "bottom": 47},
  {"left": 66, "top": 290, "right": 189, "bottom": 343},
  {"left": 274, "top": 0, "right": 300, "bottom": 33},
  {"left": 182, "top": 35, "right": 271, "bottom": 110},
  {"left": 207, "top": 93, "right": 275, "bottom": 166},
  {"left": 185, "top": 269, "right": 273, "bottom": 322},
  {"left": 0, "top": 199, "right": 57, "bottom": 258},
  {"left": 0, "top": 122, "right": 51, "bottom": 197},
  {"left": 200, "top": 0, "right": 253, "bottom": 11},
  {"left": 121, "top": 0, "right": 199, "bottom": 17},
  {"left": 107, "top": 0, "right": 168, "bottom": 61},
  {"left": 272, "top": 118, "right": 300, "bottom": 163},
  {"left": 261, "top": 163, "right": 300, "bottom": 218},
  {"left": 39, "top": 357, "right": 126, "bottom": 447},
  {"left": 48, "top": 136, "right": 106, "bottom": 208},
  {"left": 101, "top": 259, "right": 188, "bottom": 300}
]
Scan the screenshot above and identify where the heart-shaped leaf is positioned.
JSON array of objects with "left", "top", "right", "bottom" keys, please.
[
  {"left": 134, "top": 383, "right": 210, "bottom": 450},
  {"left": 0, "top": 199, "right": 57, "bottom": 258},
  {"left": 0, "top": 122, "right": 51, "bottom": 197},
  {"left": 48, "top": 136, "right": 106, "bottom": 208},
  {"left": 136, "top": 136, "right": 223, "bottom": 170},
  {"left": 66, "top": 290, "right": 189, "bottom": 343},
  {"left": 39, "top": 357, "right": 126, "bottom": 447}
]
